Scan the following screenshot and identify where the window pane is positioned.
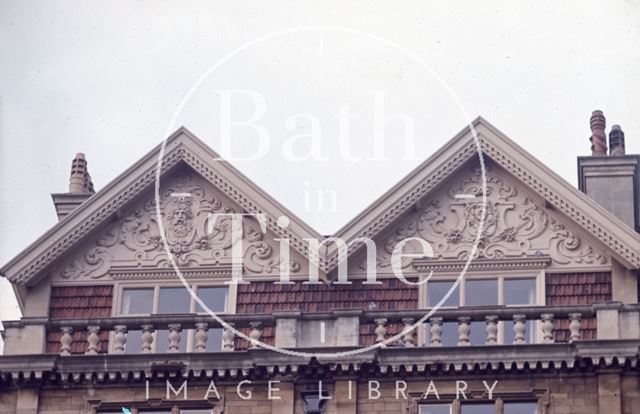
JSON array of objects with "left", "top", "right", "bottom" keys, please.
[
  {"left": 197, "top": 287, "right": 229, "bottom": 313},
  {"left": 465, "top": 279, "right": 498, "bottom": 306},
  {"left": 156, "top": 329, "right": 188, "bottom": 353},
  {"left": 123, "top": 330, "right": 143, "bottom": 354},
  {"left": 207, "top": 328, "right": 223, "bottom": 351},
  {"left": 460, "top": 403, "right": 495, "bottom": 414},
  {"left": 427, "top": 281, "right": 459, "bottom": 308},
  {"left": 120, "top": 288, "right": 153, "bottom": 315},
  {"left": 158, "top": 287, "right": 191, "bottom": 314},
  {"left": 429, "top": 322, "right": 458, "bottom": 347},
  {"left": 504, "top": 402, "right": 539, "bottom": 414},
  {"left": 419, "top": 405, "right": 451, "bottom": 414},
  {"left": 504, "top": 278, "right": 536, "bottom": 305},
  {"left": 469, "top": 321, "right": 486, "bottom": 346}
]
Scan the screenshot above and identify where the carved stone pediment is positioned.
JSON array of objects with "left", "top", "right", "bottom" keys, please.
[
  {"left": 364, "top": 163, "right": 609, "bottom": 272},
  {"left": 53, "top": 171, "right": 307, "bottom": 281}
]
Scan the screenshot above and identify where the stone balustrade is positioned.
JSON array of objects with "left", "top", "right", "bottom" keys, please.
[
  {"left": 47, "top": 313, "right": 274, "bottom": 355},
  {"left": 368, "top": 308, "right": 588, "bottom": 348},
  {"left": 2, "top": 303, "right": 639, "bottom": 356}
]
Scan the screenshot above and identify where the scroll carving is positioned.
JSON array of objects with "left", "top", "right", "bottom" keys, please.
[
  {"left": 59, "top": 174, "right": 301, "bottom": 280},
  {"left": 373, "top": 167, "right": 608, "bottom": 269}
]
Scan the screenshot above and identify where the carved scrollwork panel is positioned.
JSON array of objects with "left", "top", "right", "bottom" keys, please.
[
  {"left": 370, "top": 166, "right": 609, "bottom": 270},
  {"left": 57, "top": 173, "right": 303, "bottom": 280}
]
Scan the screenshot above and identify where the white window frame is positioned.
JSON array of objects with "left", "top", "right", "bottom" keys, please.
[
  {"left": 418, "top": 270, "right": 545, "bottom": 345},
  {"left": 419, "top": 403, "right": 453, "bottom": 414},
  {"left": 110, "top": 280, "right": 237, "bottom": 354}
]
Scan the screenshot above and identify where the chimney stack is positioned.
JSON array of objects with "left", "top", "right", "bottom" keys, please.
[
  {"left": 609, "top": 125, "right": 626, "bottom": 156},
  {"left": 589, "top": 110, "right": 607, "bottom": 156},
  {"left": 578, "top": 110, "right": 640, "bottom": 232},
  {"left": 68, "top": 153, "right": 95, "bottom": 193},
  {"left": 51, "top": 153, "right": 96, "bottom": 220}
]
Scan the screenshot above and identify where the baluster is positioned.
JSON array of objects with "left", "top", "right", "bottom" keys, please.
[
  {"left": 86, "top": 326, "right": 100, "bottom": 355},
  {"left": 222, "top": 324, "right": 236, "bottom": 352},
  {"left": 429, "top": 317, "right": 443, "bottom": 347},
  {"left": 141, "top": 324, "right": 155, "bottom": 353},
  {"left": 513, "top": 315, "right": 527, "bottom": 344},
  {"left": 195, "top": 323, "right": 209, "bottom": 352},
  {"left": 485, "top": 316, "right": 498, "bottom": 345},
  {"left": 60, "top": 326, "right": 74, "bottom": 356},
  {"left": 541, "top": 314, "right": 554, "bottom": 344},
  {"left": 249, "top": 322, "right": 263, "bottom": 349},
  {"left": 401, "top": 318, "right": 415, "bottom": 347},
  {"left": 113, "top": 325, "right": 127, "bottom": 354},
  {"left": 374, "top": 318, "right": 388, "bottom": 347},
  {"left": 168, "top": 324, "right": 182, "bottom": 352},
  {"left": 569, "top": 313, "right": 582, "bottom": 342},
  {"left": 457, "top": 317, "right": 470, "bottom": 346}
]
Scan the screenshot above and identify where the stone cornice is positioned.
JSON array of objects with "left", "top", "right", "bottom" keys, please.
[
  {"left": 413, "top": 256, "right": 552, "bottom": 273},
  {"left": 109, "top": 266, "right": 234, "bottom": 281},
  {"left": 0, "top": 341, "right": 637, "bottom": 386},
  {"left": 3, "top": 119, "right": 640, "bottom": 296},
  {"left": 329, "top": 118, "right": 640, "bottom": 271},
  {"left": 477, "top": 130, "right": 640, "bottom": 269},
  {"left": 1, "top": 128, "right": 322, "bottom": 290}
]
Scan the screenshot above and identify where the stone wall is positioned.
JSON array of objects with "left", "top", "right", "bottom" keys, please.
[{"left": 2, "top": 371, "right": 638, "bottom": 414}]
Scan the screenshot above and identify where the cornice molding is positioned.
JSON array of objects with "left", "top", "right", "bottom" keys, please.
[
  {"left": 0, "top": 341, "right": 637, "bottom": 385},
  {"left": 478, "top": 133, "right": 640, "bottom": 268},
  {"left": 3, "top": 119, "right": 639, "bottom": 292},
  {"left": 324, "top": 140, "right": 477, "bottom": 271},
  {"left": 413, "top": 256, "right": 551, "bottom": 273},
  {"left": 11, "top": 147, "right": 184, "bottom": 286},
  {"left": 110, "top": 266, "right": 234, "bottom": 281}
]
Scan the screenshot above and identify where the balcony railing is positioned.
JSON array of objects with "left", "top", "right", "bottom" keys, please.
[{"left": 2, "top": 303, "right": 639, "bottom": 356}]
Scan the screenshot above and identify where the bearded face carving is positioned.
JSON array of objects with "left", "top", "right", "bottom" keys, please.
[{"left": 167, "top": 197, "right": 196, "bottom": 245}]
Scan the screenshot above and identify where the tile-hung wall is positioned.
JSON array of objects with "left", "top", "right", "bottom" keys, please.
[
  {"left": 234, "top": 278, "right": 418, "bottom": 348},
  {"left": 546, "top": 272, "right": 611, "bottom": 341},
  {"left": 47, "top": 285, "right": 113, "bottom": 354},
  {"left": 45, "top": 271, "right": 612, "bottom": 353}
]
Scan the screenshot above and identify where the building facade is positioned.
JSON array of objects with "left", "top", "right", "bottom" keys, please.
[{"left": 1, "top": 114, "right": 639, "bottom": 414}]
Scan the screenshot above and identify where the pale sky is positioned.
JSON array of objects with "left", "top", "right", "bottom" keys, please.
[{"left": 1, "top": 1, "right": 639, "bottom": 351}]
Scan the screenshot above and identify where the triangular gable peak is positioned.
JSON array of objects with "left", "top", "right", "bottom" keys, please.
[
  {"left": 1, "top": 128, "right": 321, "bottom": 287},
  {"left": 346, "top": 159, "right": 612, "bottom": 276},
  {"left": 2, "top": 119, "right": 640, "bottom": 291},
  {"left": 329, "top": 118, "right": 640, "bottom": 272},
  {"left": 50, "top": 167, "right": 311, "bottom": 284}
]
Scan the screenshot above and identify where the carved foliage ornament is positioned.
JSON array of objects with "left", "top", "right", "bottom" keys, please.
[
  {"left": 375, "top": 167, "right": 608, "bottom": 269},
  {"left": 60, "top": 174, "right": 301, "bottom": 279}
]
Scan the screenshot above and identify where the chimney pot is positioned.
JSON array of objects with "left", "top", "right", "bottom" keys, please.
[
  {"left": 609, "top": 124, "right": 626, "bottom": 156},
  {"left": 589, "top": 110, "right": 607, "bottom": 156},
  {"left": 52, "top": 153, "right": 95, "bottom": 220},
  {"left": 68, "top": 153, "right": 94, "bottom": 193}
]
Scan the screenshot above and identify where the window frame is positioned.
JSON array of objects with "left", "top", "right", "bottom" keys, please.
[
  {"left": 110, "top": 280, "right": 237, "bottom": 354},
  {"left": 415, "top": 397, "right": 542, "bottom": 414},
  {"left": 96, "top": 404, "right": 216, "bottom": 414},
  {"left": 418, "top": 270, "right": 545, "bottom": 345},
  {"left": 418, "top": 403, "right": 453, "bottom": 414},
  {"left": 502, "top": 400, "right": 540, "bottom": 414}
]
